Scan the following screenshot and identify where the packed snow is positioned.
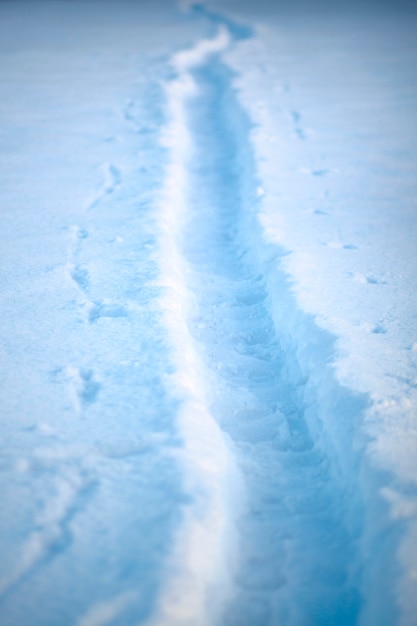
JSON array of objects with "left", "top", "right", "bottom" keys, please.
[{"left": 0, "top": 1, "right": 416, "bottom": 625}]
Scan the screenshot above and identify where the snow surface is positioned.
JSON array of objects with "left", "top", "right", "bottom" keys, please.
[{"left": 0, "top": 1, "right": 416, "bottom": 625}]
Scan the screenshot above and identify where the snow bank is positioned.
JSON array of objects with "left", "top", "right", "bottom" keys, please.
[{"left": 151, "top": 25, "right": 245, "bottom": 626}]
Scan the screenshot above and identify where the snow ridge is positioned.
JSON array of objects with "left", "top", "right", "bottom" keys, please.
[{"left": 151, "top": 26, "right": 245, "bottom": 626}]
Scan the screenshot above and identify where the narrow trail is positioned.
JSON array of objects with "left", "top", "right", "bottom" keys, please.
[{"left": 173, "top": 36, "right": 363, "bottom": 626}]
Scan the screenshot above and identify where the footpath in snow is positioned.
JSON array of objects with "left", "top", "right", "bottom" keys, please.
[
  {"left": 155, "top": 10, "right": 363, "bottom": 626},
  {"left": 0, "top": 1, "right": 416, "bottom": 625},
  {"left": 155, "top": 2, "right": 417, "bottom": 624}
]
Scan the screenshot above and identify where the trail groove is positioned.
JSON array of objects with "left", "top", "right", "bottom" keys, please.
[{"left": 177, "top": 49, "right": 362, "bottom": 626}]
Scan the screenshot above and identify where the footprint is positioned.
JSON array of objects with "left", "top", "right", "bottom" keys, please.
[
  {"left": 104, "top": 163, "right": 121, "bottom": 194},
  {"left": 366, "top": 274, "right": 387, "bottom": 285},
  {"left": 78, "top": 369, "right": 100, "bottom": 404},
  {"left": 372, "top": 324, "right": 387, "bottom": 334},
  {"left": 78, "top": 228, "right": 88, "bottom": 240},
  {"left": 67, "top": 226, "right": 88, "bottom": 257},
  {"left": 66, "top": 229, "right": 89, "bottom": 291},
  {"left": 290, "top": 111, "right": 308, "bottom": 140},
  {"left": 88, "top": 163, "right": 122, "bottom": 210},
  {"left": 65, "top": 366, "right": 100, "bottom": 409},
  {"left": 311, "top": 169, "right": 329, "bottom": 177},
  {"left": 69, "top": 264, "right": 89, "bottom": 292},
  {"left": 88, "top": 300, "right": 128, "bottom": 323},
  {"left": 294, "top": 127, "right": 307, "bottom": 140},
  {"left": 235, "top": 290, "right": 266, "bottom": 306}
]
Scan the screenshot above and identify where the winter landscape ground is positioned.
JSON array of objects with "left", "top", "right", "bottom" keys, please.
[{"left": 0, "top": 1, "right": 416, "bottom": 625}]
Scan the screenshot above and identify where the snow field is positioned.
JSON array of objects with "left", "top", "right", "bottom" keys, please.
[
  {"left": 0, "top": 0, "right": 416, "bottom": 624},
  {"left": 0, "top": 2, "right": 208, "bottom": 624}
]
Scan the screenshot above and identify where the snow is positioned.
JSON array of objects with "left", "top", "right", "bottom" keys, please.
[
  {"left": 150, "top": 26, "right": 245, "bottom": 626},
  {"left": 0, "top": 1, "right": 416, "bottom": 625},
  {"left": 0, "top": 2, "right": 204, "bottom": 623},
  {"left": 216, "top": 4, "right": 417, "bottom": 623}
]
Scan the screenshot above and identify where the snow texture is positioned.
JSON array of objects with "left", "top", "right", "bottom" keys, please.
[{"left": 0, "top": 1, "right": 416, "bottom": 625}]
